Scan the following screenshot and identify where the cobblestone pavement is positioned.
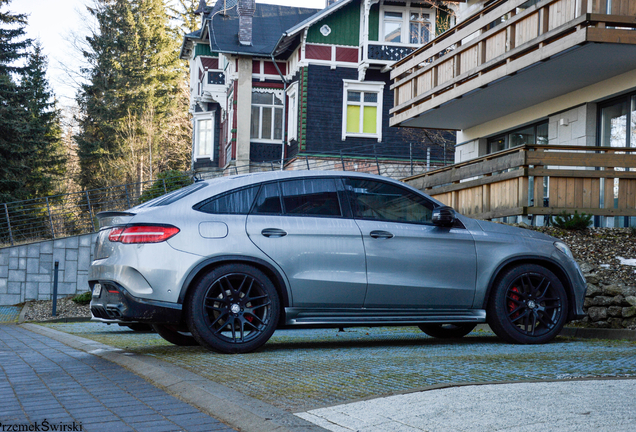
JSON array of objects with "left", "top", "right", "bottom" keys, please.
[
  {"left": 0, "top": 306, "right": 20, "bottom": 323},
  {"left": 43, "top": 322, "right": 636, "bottom": 412},
  {"left": 0, "top": 324, "right": 236, "bottom": 432},
  {"left": 297, "top": 379, "right": 636, "bottom": 432}
]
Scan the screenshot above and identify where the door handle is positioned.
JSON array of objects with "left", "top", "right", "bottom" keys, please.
[
  {"left": 370, "top": 230, "right": 394, "bottom": 239},
  {"left": 261, "top": 228, "right": 287, "bottom": 238}
]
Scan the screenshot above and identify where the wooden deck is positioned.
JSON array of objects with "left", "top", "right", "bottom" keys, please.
[
  {"left": 390, "top": 0, "right": 636, "bottom": 128},
  {"left": 403, "top": 145, "right": 636, "bottom": 220}
]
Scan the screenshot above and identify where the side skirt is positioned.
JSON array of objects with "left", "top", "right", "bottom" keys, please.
[{"left": 284, "top": 307, "right": 486, "bottom": 327}]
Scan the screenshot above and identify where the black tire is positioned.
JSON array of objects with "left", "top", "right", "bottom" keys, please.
[
  {"left": 418, "top": 323, "right": 477, "bottom": 339},
  {"left": 121, "top": 323, "right": 154, "bottom": 332},
  {"left": 185, "top": 264, "right": 280, "bottom": 354},
  {"left": 152, "top": 324, "right": 199, "bottom": 346},
  {"left": 487, "top": 264, "right": 568, "bottom": 344}
]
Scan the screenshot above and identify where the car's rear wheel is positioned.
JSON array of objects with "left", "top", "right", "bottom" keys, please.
[
  {"left": 121, "top": 323, "right": 154, "bottom": 332},
  {"left": 487, "top": 264, "right": 568, "bottom": 344},
  {"left": 152, "top": 324, "right": 198, "bottom": 346},
  {"left": 186, "top": 264, "right": 279, "bottom": 354},
  {"left": 418, "top": 323, "right": 476, "bottom": 339}
]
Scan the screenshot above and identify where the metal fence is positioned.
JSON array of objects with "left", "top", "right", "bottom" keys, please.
[{"left": 0, "top": 154, "right": 441, "bottom": 248}]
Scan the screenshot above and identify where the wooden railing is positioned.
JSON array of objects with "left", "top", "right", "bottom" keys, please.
[
  {"left": 403, "top": 144, "right": 636, "bottom": 220},
  {"left": 390, "top": 0, "right": 636, "bottom": 126}
]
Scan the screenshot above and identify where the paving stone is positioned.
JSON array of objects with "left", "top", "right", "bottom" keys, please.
[
  {"left": 27, "top": 244, "right": 40, "bottom": 258},
  {"left": 65, "top": 249, "right": 78, "bottom": 262},
  {"left": 0, "top": 324, "right": 235, "bottom": 432},
  {"left": 79, "top": 235, "right": 93, "bottom": 247},
  {"left": 8, "top": 269, "right": 25, "bottom": 282},
  {"left": 78, "top": 247, "right": 91, "bottom": 270},
  {"left": 65, "top": 237, "right": 79, "bottom": 249},
  {"left": 40, "top": 242, "right": 53, "bottom": 254}
]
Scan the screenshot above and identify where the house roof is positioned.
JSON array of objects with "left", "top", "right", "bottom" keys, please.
[
  {"left": 272, "top": 0, "right": 356, "bottom": 57},
  {"left": 206, "top": 3, "right": 319, "bottom": 57}
]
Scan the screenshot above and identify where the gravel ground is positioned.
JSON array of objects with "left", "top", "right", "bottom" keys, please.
[
  {"left": 20, "top": 228, "right": 636, "bottom": 323},
  {"left": 531, "top": 227, "right": 636, "bottom": 286},
  {"left": 21, "top": 297, "right": 91, "bottom": 322}
]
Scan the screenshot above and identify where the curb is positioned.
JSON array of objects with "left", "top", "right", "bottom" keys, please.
[
  {"left": 20, "top": 323, "right": 327, "bottom": 432},
  {"left": 560, "top": 326, "right": 636, "bottom": 341},
  {"left": 475, "top": 324, "right": 636, "bottom": 341}
]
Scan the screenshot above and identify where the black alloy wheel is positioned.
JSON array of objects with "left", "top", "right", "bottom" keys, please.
[
  {"left": 418, "top": 323, "right": 477, "bottom": 339},
  {"left": 152, "top": 324, "right": 198, "bottom": 346},
  {"left": 487, "top": 264, "right": 568, "bottom": 344},
  {"left": 186, "top": 264, "right": 279, "bottom": 354}
]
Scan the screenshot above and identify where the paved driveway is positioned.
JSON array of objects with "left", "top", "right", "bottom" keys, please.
[{"left": 41, "top": 323, "right": 636, "bottom": 412}]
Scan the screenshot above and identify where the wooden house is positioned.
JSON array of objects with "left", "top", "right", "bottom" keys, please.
[
  {"left": 391, "top": 0, "right": 636, "bottom": 227},
  {"left": 180, "top": 0, "right": 455, "bottom": 177}
]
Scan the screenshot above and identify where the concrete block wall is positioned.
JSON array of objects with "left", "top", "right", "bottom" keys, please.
[{"left": 0, "top": 233, "right": 98, "bottom": 306}]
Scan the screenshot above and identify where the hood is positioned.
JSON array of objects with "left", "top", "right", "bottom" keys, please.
[{"left": 475, "top": 220, "right": 557, "bottom": 242}]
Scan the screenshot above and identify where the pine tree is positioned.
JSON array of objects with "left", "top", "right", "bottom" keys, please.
[
  {"left": 21, "top": 41, "right": 66, "bottom": 197},
  {"left": 0, "top": 0, "right": 31, "bottom": 202},
  {"left": 76, "top": 0, "right": 191, "bottom": 189},
  {"left": 169, "top": 0, "right": 201, "bottom": 35}
]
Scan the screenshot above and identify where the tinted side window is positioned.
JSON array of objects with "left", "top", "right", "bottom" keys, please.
[
  {"left": 345, "top": 178, "right": 433, "bottom": 224},
  {"left": 194, "top": 185, "right": 259, "bottom": 214},
  {"left": 252, "top": 182, "right": 282, "bottom": 214},
  {"left": 281, "top": 178, "right": 342, "bottom": 217}
]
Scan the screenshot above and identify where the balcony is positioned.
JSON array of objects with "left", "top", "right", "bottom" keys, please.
[
  {"left": 403, "top": 144, "right": 636, "bottom": 221},
  {"left": 390, "top": 0, "right": 636, "bottom": 130},
  {"left": 367, "top": 42, "right": 415, "bottom": 62}
]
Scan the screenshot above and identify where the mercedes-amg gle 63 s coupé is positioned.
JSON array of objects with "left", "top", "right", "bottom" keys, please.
[{"left": 90, "top": 171, "right": 586, "bottom": 353}]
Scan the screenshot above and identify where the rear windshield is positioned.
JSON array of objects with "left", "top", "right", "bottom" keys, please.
[{"left": 137, "top": 182, "right": 208, "bottom": 208}]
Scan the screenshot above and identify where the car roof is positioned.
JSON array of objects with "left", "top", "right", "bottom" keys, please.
[{"left": 132, "top": 170, "right": 444, "bottom": 213}]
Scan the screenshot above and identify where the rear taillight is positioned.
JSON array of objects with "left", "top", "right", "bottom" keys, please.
[{"left": 108, "top": 225, "right": 179, "bottom": 244}]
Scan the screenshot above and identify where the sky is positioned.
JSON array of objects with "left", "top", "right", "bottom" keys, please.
[{"left": 10, "top": 0, "right": 327, "bottom": 108}]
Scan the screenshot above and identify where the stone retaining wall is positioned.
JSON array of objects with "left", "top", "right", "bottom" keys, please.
[
  {"left": 579, "top": 268, "right": 636, "bottom": 329},
  {"left": 0, "top": 233, "right": 97, "bottom": 306}
]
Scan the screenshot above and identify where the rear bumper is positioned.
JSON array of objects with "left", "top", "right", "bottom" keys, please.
[{"left": 89, "top": 281, "right": 182, "bottom": 325}]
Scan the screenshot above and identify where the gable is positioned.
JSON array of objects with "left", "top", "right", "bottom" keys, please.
[{"left": 306, "top": 0, "right": 360, "bottom": 47}]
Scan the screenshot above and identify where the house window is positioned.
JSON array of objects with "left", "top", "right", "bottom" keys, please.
[
  {"left": 384, "top": 11, "right": 403, "bottom": 43},
  {"left": 409, "top": 12, "right": 431, "bottom": 44},
  {"left": 487, "top": 121, "right": 548, "bottom": 154},
  {"left": 195, "top": 117, "right": 214, "bottom": 159},
  {"left": 250, "top": 91, "right": 284, "bottom": 142},
  {"left": 382, "top": 6, "right": 435, "bottom": 45},
  {"left": 287, "top": 83, "right": 299, "bottom": 142},
  {"left": 599, "top": 94, "right": 636, "bottom": 147},
  {"left": 342, "top": 80, "right": 385, "bottom": 141}
]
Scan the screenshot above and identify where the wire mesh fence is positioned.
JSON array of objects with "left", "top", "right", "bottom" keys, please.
[{"left": 0, "top": 153, "right": 442, "bottom": 248}]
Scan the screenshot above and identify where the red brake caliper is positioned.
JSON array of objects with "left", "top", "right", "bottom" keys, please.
[{"left": 508, "top": 287, "right": 521, "bottom": 319}]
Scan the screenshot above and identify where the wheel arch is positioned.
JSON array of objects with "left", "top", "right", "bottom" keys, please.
[
  {"left": 481, "top": 256, "right": 578, "bottom": 320},
  {"left": 178, "top": 255, "right": 290, "bottom": 325}
]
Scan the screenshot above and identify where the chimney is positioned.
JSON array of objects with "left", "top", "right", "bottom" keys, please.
[
  {"left": 238, "top": 0, "right": 255, "bottom": 46},
  {"left": 325, "top": 0, "right": 338, "bottom": 7}
]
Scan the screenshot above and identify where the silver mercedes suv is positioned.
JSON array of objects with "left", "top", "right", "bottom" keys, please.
[{"left": 90, "top": 171, "right": 586, "bottom": 353}]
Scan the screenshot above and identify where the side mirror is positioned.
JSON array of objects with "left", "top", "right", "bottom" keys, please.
[{"left": 432, "top": 206, "right": 456, "bottom": 227}]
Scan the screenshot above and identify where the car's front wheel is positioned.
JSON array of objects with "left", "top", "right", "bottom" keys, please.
[
  {"left": 186, "top": 264, "right": 280, "bottom": 354},
  {"left": 418, "top": 323, "right": 476, "bottom": 339},
  {"left": 487, "top": 264, "right": 568, "bottom": 344}
]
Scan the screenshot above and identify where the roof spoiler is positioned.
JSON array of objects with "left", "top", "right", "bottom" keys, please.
[{"left": 96, "top": 211, "right": 136, "bottom": 229}]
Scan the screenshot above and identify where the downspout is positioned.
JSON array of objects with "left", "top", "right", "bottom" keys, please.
[{"left": 271, "top": 35, "right": 288, "bottom": 171}]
